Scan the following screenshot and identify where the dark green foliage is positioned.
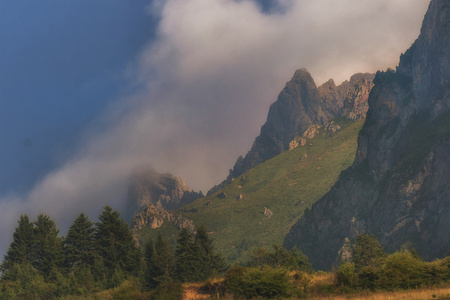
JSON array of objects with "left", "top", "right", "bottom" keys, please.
[
  {"left": 335, "top": 262, "right": 357, "bottom": 288},
  {"left": 143, "top": 238, "right": 158, "bottom": 290},
  {"left": 356, "top": 265, "right": 379, "bottom": 290},
  {"left": 68, "top": 265, "right": 98, "bottom": 296},
  {"left": 352, "top": 234, "right": 386, "bottom": 272},
  {"left": 94, "top": 206, "right": 141, "bottom": 286},
  {"left": 63, "top": 213, "right": 96, "bottom": 271},
  {"left": 224, "top": 265, "right": 306, "bottom": 299},
  {"left": 148, "top": 281, "right": 183, "bottom": 300},
  {"left": 31, "top": 214, "right": 63, "bottom": 278},
  {"left": 110, "top": 278, "right": 142, "bottom": 300},
  {"left": 376, "top": 250, "right": 425, "bottom": 290},
  {"left": 250, "top": 244, "right": 312, "bottom": 272},
  {"left": 0, "top": 215, "right": 34, "bottom": 276},
  {"left": 335, "top": 234, "right": 450, "bottom": 292},
  {"left": 194, "top": 225, "right": 227, "bottom": 280},
  {"left": 175, "top": 228, "right": 200, "bottom": 282},
  {"left": 153, "top": 234, "right": 175, "bottom": 284},
  {"left": 0, "top": 262, "right": 54, "bottom": 299}
]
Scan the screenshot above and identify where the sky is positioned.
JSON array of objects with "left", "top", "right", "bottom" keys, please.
[{"left": 0, "top": 0, "right": 430, "bottom": 254}]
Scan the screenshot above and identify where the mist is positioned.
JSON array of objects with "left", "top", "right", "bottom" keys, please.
[{"left": 0, "top": 0, "right": 429, "bottom": 255}]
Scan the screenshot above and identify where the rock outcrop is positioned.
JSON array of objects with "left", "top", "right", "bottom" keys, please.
[
  {"left": 126, "top": 168, "right": 203, "bottom": 222},
  {"left": 207, "top": 71, "right": 374, "bottom": 195},
  {"left": 284, "top": 0, "right": 450, "bottom": 270},
  {"left": 131, "top": 203, "right": 196, "bottom": 233}
]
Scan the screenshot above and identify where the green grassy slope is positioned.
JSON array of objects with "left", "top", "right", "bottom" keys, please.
[{"left": 177, "top": 118, "right": 365, "bottom": 264}]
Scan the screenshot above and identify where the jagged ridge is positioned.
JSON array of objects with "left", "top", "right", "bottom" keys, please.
[
  {"left": 284, "top": 0, "right": 450, "bottom": 270},
  {"left": 208, "top": 71, "right": 374, "bottom": 195}
]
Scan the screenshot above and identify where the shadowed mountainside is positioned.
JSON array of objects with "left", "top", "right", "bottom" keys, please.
[{"left": 284, "top": 0, "right": 450, "bottom": 270}]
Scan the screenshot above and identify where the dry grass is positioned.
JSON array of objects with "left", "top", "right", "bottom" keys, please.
[
  {"left": 308, "top": 285, "right": 450, "bottom": 300},
  {"left": 183, "top": 278, "right": 226, "bottom": 300},
  {"left": 311, "top": 272, "right": 335, "bottom": 286}
]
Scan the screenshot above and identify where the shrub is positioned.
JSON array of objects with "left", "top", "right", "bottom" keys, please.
[
  {"left": 149, "top": 281, "right": 183, "bottom": 300},
  {"left": 335, "top": 262, "right": 357, "bottom": 288},
  {"left": 423, "top": 257, "right": 450, "bottom": 285},
  {"left": 224, "top": 266, "right": 302, "bottom": 299},
  {"left": 352, "top": 234, "right": 386, "bottom": 272},
  {"left": 357, "top": 265, "right": 379, "bottom": 290},
  {"left": 111, "top": 278, "right": 141, "bottom": 300},
  {"left": 377, "top": 250, "right": 425, "bottom": 290}
]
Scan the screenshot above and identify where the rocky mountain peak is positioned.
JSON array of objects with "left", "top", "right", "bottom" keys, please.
[
  {"left": 125, "top": 168, "right": 203, "bottom": 222},
  {"left": 207, "top": 69, "right": 374, "bottom": 196}
]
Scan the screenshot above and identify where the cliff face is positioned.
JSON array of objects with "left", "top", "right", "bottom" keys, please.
[
  {"left": 126, "top": 169, "right": 203, "bottom": 222},
  {"left": 208, "top": 70, "right": 374, "bottom": 195},
  {"left": 284, "top": 0, "right": 450, "bottom": 270}
]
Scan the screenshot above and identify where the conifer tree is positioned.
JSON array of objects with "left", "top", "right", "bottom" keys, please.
[
  {"left": 94, "top": 206, "right": 141, "bottom": 283},
  {"left": 32, "top": 214, "right": 63, "bottom": 278},
  {"left": 175, "top": 228, "right": 200, "bottom": 282},
  {"left": 0, "top": 215, "right": 34, "bottom": 275},
  {"left": 63, "top": 213, "right": 96, "bottom": 271},
  {"left": 153, "top": 234, "right": 174, "bottom": 283},
  {"left": 143, "top": 238, "right": 158, "bottom": 289},
  {"left": 194, "top": 225, "right": 226, "bottom": 280}
]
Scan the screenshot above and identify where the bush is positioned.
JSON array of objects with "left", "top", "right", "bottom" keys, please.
[
  {"left": 149, "top": 281, "right": 183, "bottom": 300},
  {"left": 357, "top": 265, "right": 379, "bottom": 290},
  {"left": 335, "top": 262, "right": 357, "bottom": 288},
  {"left": 110, "top": 278, "right": 142, "bottom": 300},
  {"left": 423, "top": 257, "right": 450, "bottom": 285},
  {"left": 377, "top": 250, "right": 425, "bottom": 290},
  {"left": 224, "top": 265, "right": 305, "bottom": 299}
]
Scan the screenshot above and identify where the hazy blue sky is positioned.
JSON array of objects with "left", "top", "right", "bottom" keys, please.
[{"left": 0, "top": 0, "right": 430, "bottom": 254}]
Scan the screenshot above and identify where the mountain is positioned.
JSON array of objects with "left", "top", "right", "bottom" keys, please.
[
  {"left": 284, "top": 0, "right": 450, "bottom": 270},
  {"left": 207, "top": 70, "right": 374, "bottom": 195},
  {"left": 125, "top": 168, "right": 203, "bottom": 222},
  {"left": 180, "top": 117, "right": 364, "bottom": 263},
  {"left": 131, "top": 69, "right": 373, "bottom": 263}
]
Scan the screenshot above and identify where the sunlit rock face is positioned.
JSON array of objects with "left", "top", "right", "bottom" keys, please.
[
  {"left": 208, "top": 69, "right": 374, "bottom": 195},
  {"left": 284, "top": 0, "right": 450, "bottom": 270}
]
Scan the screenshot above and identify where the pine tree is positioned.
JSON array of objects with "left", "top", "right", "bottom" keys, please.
[
  {"left": 153, "top": 234, "right": 174, "bottom": 284},
  {"left": 0, "top": 215, "right": 34, "bottom": 275},
  {"left": 143, "top": 238, "right": 157, "bottom": 289},
  {"left": 63, "top": 213, "right": 96, "bottom": 271},
  {"left": 94, "top": 206, "right": 141, "bottom": 284},
  {"left": 175, "top": 228, "right": 200, "bottom": 282},
  {"left": 32, "top": 214, "right": 63, "bottom": 278},
  {"left": 194, "top": 225, "right": 226, "bottom": 280}
]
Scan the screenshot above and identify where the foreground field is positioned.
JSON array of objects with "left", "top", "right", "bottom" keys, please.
[
  {"left": 308, "top": 286, "right": 450, "bottom": 300},
  {"left": 181, "top": 274, "right": 450, "bottom": 300}
]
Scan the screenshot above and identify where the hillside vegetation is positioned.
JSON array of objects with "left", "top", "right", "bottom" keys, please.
[{"left": 174, "top": 117, "right": 365, "bottom": 263}]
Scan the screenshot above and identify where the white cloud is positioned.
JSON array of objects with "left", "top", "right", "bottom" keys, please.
[{"left": 0, "top": 0, "right": 429, "bottom": 255}]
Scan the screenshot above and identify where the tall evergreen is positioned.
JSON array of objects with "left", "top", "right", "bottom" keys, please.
[
  {"left": 32, "top": 214, "right": 63, "bottom": 278},
  {"left": 143, "top": 239, "right": 157, "bottom": 290},
  {"left": 0, "top": 215, "right": 34, "bottom": 275},
  {"left": 194, "top": 225, "right": 226, "bottom": 280},
  {"left": 94, "top": 206, "right": 141, "bottom": 282},
  {"left": 63, "top": 213, "right": 96, "bottom": 271},
  {"left": 175, "top": 228, "right": 200, "bottom": 282},
  {"left": 153, "top": 234, "right": 174, "bottom": 284}
]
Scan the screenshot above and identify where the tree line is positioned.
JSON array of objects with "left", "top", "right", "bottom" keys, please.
[{"left": 0, "top": 206, "right": 226, "bottom": 299}]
